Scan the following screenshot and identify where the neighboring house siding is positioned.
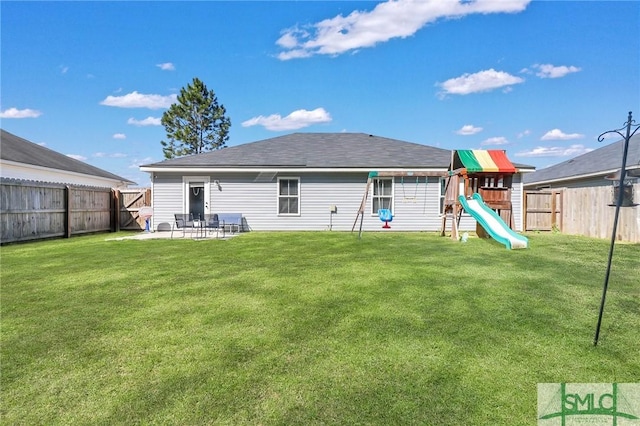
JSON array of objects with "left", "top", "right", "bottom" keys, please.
[
  {"left": 526, "top": 176, "right": 615, "bottom": 190},
  {"left": 1, "top": 161, "right": 126, "bottom": 188},
  {"left": 149, "top": 171, "right": 527, "bottom": 232}
]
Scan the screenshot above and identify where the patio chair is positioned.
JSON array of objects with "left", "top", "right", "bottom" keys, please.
[
  {"left": 171, "top": 213, "right": 194, "bottom": 238},
  {"left": 203, "top": 213, "right": 225, "bottom": 238}
]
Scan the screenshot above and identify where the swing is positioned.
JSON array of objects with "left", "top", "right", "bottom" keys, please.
[
  {"left": 378, "top": 209, "right": 393, "bottom": 228},
  {"left": 375, "top": 178, "right": 393, "bottom": 228},
  {"left": 401, "top": 176, "right": 419, "bottom": 203}
]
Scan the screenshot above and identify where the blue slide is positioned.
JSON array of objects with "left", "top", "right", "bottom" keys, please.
[{"left": 458, "top": 193, "right": 528, "bottom": 249}]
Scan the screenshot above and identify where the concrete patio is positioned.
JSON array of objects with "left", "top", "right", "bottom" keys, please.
[{"left": 106, "top": 229, "right": 239, "bottom": 241}]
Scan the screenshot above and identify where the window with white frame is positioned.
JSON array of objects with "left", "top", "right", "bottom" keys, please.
[
  {"left": 278, "top": 177, "right": 300, "bottom": 215},
  {"left": 372, "top": 178, "right": 393, "bottom": 214}
]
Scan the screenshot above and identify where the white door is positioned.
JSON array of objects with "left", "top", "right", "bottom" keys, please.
[{"left": 183, "top": 176, "right": 210, "bottom": 220}]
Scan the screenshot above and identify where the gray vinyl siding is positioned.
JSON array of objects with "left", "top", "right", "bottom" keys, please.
[
  {"left": 149, "top": 171, "right": 527, "bottom": 232},
  {"left": 208, "top": 172, "right": 443, "bottom": 232},
  {"left": 150, "top": 173, "right": 184, "bottom": 231},
  {"left": 512, "top": 174, "right": 524, "bottom": 232}
]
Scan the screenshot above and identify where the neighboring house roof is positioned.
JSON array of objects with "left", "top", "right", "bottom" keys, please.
[
  {"left": 0, "top": 129, "right": 134, "bottom": 186},
  {"left": 523, "top": 134, "right": 640, "bottom": 186},
  {"left": 141, "top": 132, "right": 533, "bottom": 171}
]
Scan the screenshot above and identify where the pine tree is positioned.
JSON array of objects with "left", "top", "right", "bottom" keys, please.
[{"left": 160, "top": 78, "right": 231, "bottom": 159}]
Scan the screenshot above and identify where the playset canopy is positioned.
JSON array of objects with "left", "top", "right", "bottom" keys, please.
[{"left": 450, "top": 150, "right": 516, "bottom": 174}]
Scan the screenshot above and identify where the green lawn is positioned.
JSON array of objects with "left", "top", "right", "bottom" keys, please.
[{"left": 1, "top": 232, "right": 638, "bottom": 425}]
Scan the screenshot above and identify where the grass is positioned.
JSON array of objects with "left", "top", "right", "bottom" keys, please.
[{"left": 1, "top": 231, "right": 639, "bottom": 425}]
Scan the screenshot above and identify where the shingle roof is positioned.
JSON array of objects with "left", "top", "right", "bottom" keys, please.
[
  {"left": 523, "top": 134, "right": 640, "bottom": 185},
  {"left": 142, "top": 132, "right": 532, "bottom": 170},
  {"left": 1, "top": 129, "right": 134, "bottom": 184}
]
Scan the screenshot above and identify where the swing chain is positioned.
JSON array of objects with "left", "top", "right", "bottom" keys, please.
[{"left": 402, "top": 176, "right": 419, "bottom": 203}]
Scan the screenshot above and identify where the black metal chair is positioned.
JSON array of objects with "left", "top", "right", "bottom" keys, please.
[
  {"left": 203, "top": 213, "right": 225, "bottom": 238},
  {"left": 171, "top": 213, "right": 194, "bottom": 238}
]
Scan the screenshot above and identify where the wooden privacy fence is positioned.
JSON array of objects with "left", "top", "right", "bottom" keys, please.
[
  {"left": 116, "top": 188, "right": 152, "bottom": 230},
  {"left": 524, "top": 190, "right": 563, "bottom": 231},
  {"left": 525, "top": 184, "right": 640, "bottom": 243},
  {"left": 0, "top": 179, "right": 151, "bottom": 244}
]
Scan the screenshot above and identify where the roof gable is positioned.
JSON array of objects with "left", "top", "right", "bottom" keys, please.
[
  {"left": 524, "top": 134, "right": 640, "bottom": 185},
  {"left": 1, "top": 129, "right": 133, "bottom": 184}
]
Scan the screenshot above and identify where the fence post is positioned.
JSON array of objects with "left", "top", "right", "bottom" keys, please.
[
  {"left": 550, "top": 191, "right": 557, "bottom": 231},
  {"left": 112, "top": 189, "right": 120, "bottom": 232},
  {"left": 64, "top": 185, "right": 72, "bottom": 238},
  {"left": 523, "top": 191, "right": 529, "bottom": 231}
]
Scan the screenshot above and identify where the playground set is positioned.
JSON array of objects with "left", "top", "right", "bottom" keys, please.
[
  {"left": 441, "top": 150, "right": 528, "bottom": 249},
  {"left": 353, "top": 149, "right": 528, "bottom": 249}
]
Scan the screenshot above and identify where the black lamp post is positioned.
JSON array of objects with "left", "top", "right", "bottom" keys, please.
[{"left": 593, "top": 111, "right": 640, "bottom": 346}]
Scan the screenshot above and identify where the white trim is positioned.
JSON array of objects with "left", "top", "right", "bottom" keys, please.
[
  {"left": 182, "top": 176, "right": 210, "bottom": 218},
  {"left": 371, "top": 177, "right": 394, "bottom": 216},
  {"left": 141, "top": 166, "right": 449, "bottom": 174},
  {"left": 277, "top": 176, "right": 301, "bottom": 216}
]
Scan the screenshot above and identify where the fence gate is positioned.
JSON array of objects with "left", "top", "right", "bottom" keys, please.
[
  {"left": 117, "top": 188, "right": 151, "bottom": 230},
  {"left": 524, "top": 190, "right": 563, "bottom": 231}
]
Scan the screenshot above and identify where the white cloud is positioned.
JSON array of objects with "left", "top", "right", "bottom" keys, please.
[
  {"left": 276, "top": 0, "right": 531, "bottom": 60},
  {"left": 100, "top": 91, "right": 177, "bottom": 109},
  {"left": 66, "top": 154, "right": 87, "bottom": 161},
  {"left": 437, "top": 69, "right": 524, "bottom": 97},
  {"left": 242, "top": 107, "right": 332, "bottom": 131},
  {"left": 515, "top": 144, "right": 593, "bottom": 157},
  {"left": 517, "top": 130, "right": 531, "bottom": 138},
  {"left": 455, "top": 124, "right": 483, "bottom": 135},
  {"left": 130, "top": 157, "right": 154, "bottom": 168},
  {"left": 533, "top": 63, "right": 581, "bottom": 79},
  {"left": 128, "top": 116, "right": 162, "bottom": 126},
  {"left": 113, "top": 133, "right": 126, "bottom": 139},
  {"left": 482, "top": 136, "right": 509, "bottom": 146},
  {"left": 60, "top": 65, "right": 69, "bottom": 74},
  {"left": 541, "top": 128, "right": 584, "bottom": 141},
  {"left": 94, "top": 152, "right": 127, "bottom": 158},
  {"left": 0, "top": 107, "right": 43, "bottom": 118},
  {"left": 156, "top": 62, "right": 175, "bottom": 71}
]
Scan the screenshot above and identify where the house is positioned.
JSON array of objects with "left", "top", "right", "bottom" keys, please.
[
  {"left": 140, "top": 133, "right": 534, "bottom": 233},
  {"left": 523, "top": 134, "right": 640, "bottom": 242},
  {"left": 0, "top": 129, "right": 134, "bottom": 188},
  {"left": 523, "top": 133, "right": 640, "bottom": 189}
]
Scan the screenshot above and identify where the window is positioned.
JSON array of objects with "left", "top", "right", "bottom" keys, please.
[
  {"left": 372, "top": 178, "right": 393, "bottom": 214},
  {"left": 278, "top": 178, "right": 299, "bottom": 215}
]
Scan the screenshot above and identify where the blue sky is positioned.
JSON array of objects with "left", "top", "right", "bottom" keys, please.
[{"left": 2, "top": 0, "right": 638, "bottom": 186}]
